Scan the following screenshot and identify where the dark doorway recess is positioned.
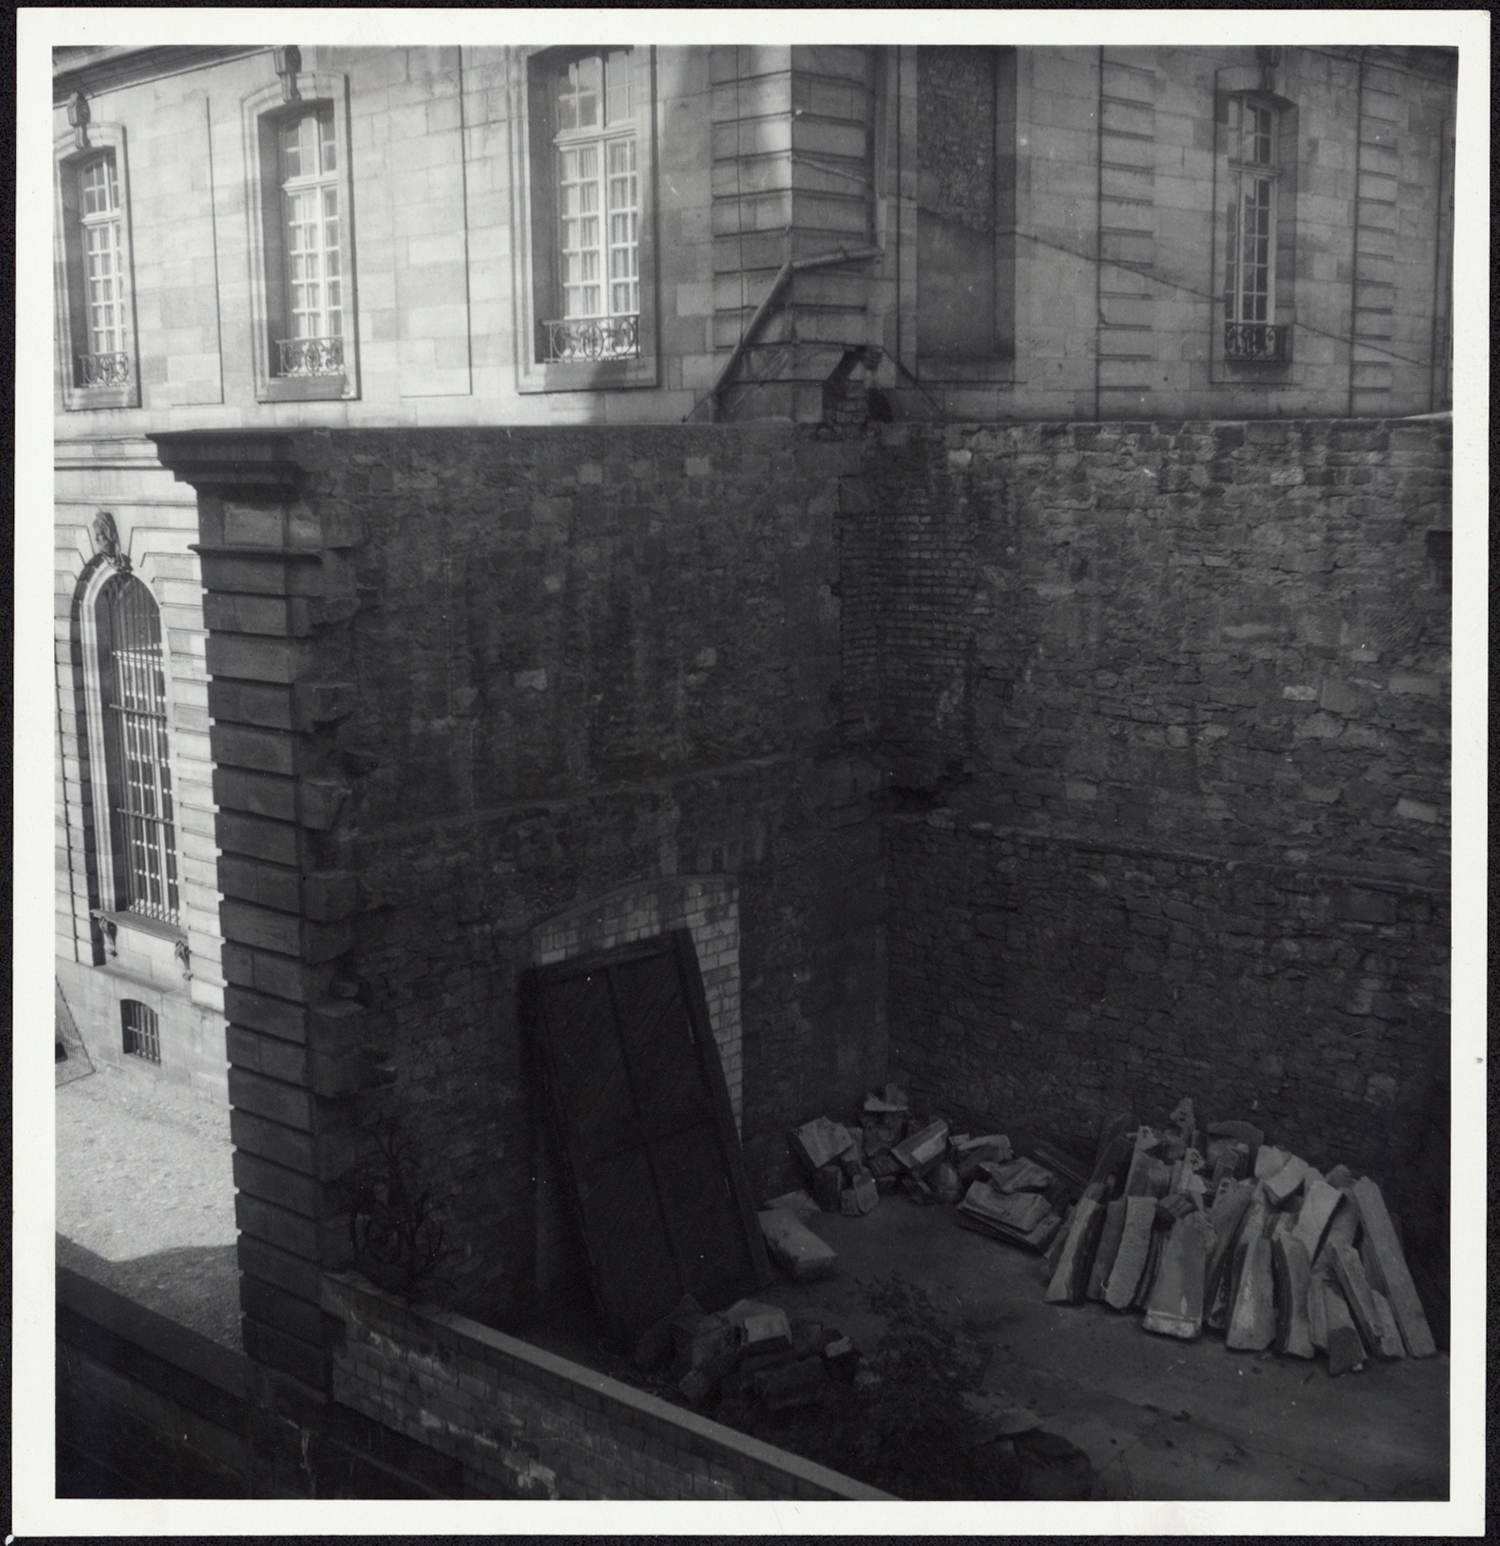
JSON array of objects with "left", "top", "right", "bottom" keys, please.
[{"left": 523, "top": 929, "right": 771, "bottom": 1341}]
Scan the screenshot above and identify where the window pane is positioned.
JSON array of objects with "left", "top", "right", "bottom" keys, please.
[{"left": 605, "top": 50, "right": 632, "bottom": 124}]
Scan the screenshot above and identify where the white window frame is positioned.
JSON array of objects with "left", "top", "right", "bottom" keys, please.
[
  {"left": 515, "top": 46, "right": 659, "bottom": 393},
  {"left": 55, "top": 123, "right": 140, "bottom": 410},
  {"left": 1213, "top": 87, "right": 1297, "bottom": 374},
  {"left": 242, "top": 72, "right": 359, "bottom": 402}
]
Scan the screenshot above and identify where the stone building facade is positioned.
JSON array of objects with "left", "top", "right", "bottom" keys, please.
[{"left": 52, "top": 42, "right": 1454, "bottom": 1404}]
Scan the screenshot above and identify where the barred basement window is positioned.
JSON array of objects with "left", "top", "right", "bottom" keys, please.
[
  {"left": 121, "top": 999, "right": 161, "bottom": 1064},
  {"left": 1221, "top": 95, "right": 1290, "bottom": 363},
  {"left": 96, "top": 573, "right": 180, "bottom": 926}
]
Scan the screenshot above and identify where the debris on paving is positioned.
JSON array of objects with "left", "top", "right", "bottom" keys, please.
[{"left": 770, "top": 1087, "right": 1436, "bottom": 1385}]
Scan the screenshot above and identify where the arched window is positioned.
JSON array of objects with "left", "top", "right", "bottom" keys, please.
[{"left": 95, "top": 572, "right": 180, "bottom": 925}]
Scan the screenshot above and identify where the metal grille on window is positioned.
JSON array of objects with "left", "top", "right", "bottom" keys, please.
[
  {"left": 277, "top": 107, "right": 344, "bottom": 377},
  {"left": 97, "top": 574, "right": 180, "bottom": 925},
  {"left": 1223, "top": 98, "right": 1286, "bottom": 362},
  {"left": 121, "top": 999, "right": 161, "bottom": 1064},
  {"left": 77, "top": 154, "right": 131, "bottom": 388},
  {"left": 546, "top": 50, "right": 640, "bottom": 362}
]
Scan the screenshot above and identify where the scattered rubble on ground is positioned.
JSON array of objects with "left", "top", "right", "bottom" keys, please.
[{"left": 760, "top": 1087, "right": 1437, "bottom": 1382}]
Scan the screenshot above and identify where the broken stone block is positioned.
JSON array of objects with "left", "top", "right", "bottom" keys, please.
[
  {"left": 862, "top": 1112, "right": 905, "bottom": 1153},
  {"left": 863, "top": 1083, "right": 909, "bottom": 1114},
  {"left": 1307, "top": 1266, "right": 1330, "bottom": 1351},
  {"left": 1263, "top": 1155, "right": 1309, "bottom": 1207},
  {"left": 633, "top": 1294, "right": 704, "bottom": 1372},
  {"left": 670, "top": 1308, "right": 738, "bottom": 1380},
  {"left": 1202, "top": 1179, "right": 1254, "bottom": 1312},
  {"left": 1292, "top": 1173, "right": 1343, "bottom": 1260},
  {"left": 891, "top": 1119, "right": 949, "bottom": 1175},
  {"left": 1086, "top": 1198, "right": 1129, "bottom": 1302},
  {"left": 1226, "top": 1236, "right": 1276, "bottom": 1351},
  {"left": 1130, "top": 1221, "right": 1167, "bottom": 1311},
  {"left": 1271, "top": 1234, "right": 1316, "bottom": 1358},
  {"left": 839, "top": 1129, "right": 867, "bottom": 1172},
  {"left": 1324, "top": 1163, "right": 1357, "bottom": 1190},
  {"left": 813, "top": 1162, "right": 844, "bottom": 1213},
  {"left": 983, "top": 1156, "right": 1055, "bottom": 1194},
  {"left": 788, "top": 1116, "right": 855, "bottom": 1176},
  {"left": 1329, "top": 1243, "right": 1390, "bottom": 1356},
  {"left": 762, "top": 1188, "right": 820, "bottom": 1222},
  {"left": 822, "top": 1333, "right": 859, "bottom": 1383},
  {"left": 1368, "top": 1286, "right": 1407, "bottom": 1359},
  {"left": 758, "top": 1207, "right": 838, "bottom": 1281},
  {"left": 1122, "top": 1127, "right": 1162, "bottom": 1196},
  {"left": 900, "top": 1172, "right": 936, "bottom": 1204},
  {"left": 1253, "top": 1145, "right": 1290, "bottom": 1181},
  {"left": 1045, "top": 1204, "right": 1074, "bottom": 1278},
  {"left": 840, "top": 1168, "right": 879, "bottom": 1216},
  {"left": 721, "top": 1299, "right": 792, "bottom": 1354},
  {"left": 930, "top": 1161, "right": 962, "bottom": 1204},
  {"left": 1206, "top": 1120, "right": 1264, "bottom": 1177},
  {"left": 1323, "top": 1280, "right": 1366, "bottom": 1375},
  {"left": 1046, "top": 1191, "right": 1106, "bottom": 1304},
  {"left": 1142, "top": 1212, "right": 1216, "bottom": 1339},
  {"left": 1348, "top": 1176, "right": 1436, "bottom": 1357},
  {"left": 1103, "top": 1195, "right": 1157, "bottom": 1310}
]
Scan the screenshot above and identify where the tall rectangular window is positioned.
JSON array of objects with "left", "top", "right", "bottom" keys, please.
[
  {"left": 543, "top": 50, "right": 640, "bottom": 362},
  {"left": 521, "top": 46, "right": 657, "bottom": 391},
  {"left": 57, "top": 132, "right": 138, "bottom": 407},
  {"left": 246, "top": 77, "right": 357, "bottom": 402},
  {"left": 96, "top": 574, "right": 179, "bottom": 925},
  {"left": 276, "top": 105, "right": 344, "bottom": 378},
  {"left": 78, "top": 156, "right": 129, "bottom": 379},
  {"left": 1222, "top": 96, "right": 1283, "bottom": 361}
]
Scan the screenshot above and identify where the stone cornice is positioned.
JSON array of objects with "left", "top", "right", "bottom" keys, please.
[{"left": 53, "top": 45, "right": 267, "bottom": 104}]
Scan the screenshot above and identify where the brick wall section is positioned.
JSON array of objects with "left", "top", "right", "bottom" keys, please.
[
  {"left": 323, "top": 1273, "right": 888, "bottom": 1499},
  {"left": 56, "top": 1266, "right": 468, "bottom": 1498},
  {"left": 320, "top": 425, "right": 886, "bottom": 1316},
  {"left": 157, "top": 422, "right": 888, "bottom": 1344},
  {"left": 862, "top": 417, "right": 1450, "bottom": 1238}
]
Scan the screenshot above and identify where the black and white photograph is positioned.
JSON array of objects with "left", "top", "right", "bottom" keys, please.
[{"left": 15, "top": 6, "right": 1486, "bottom": 1534}]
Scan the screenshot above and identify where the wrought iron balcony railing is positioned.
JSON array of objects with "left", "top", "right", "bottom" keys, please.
[
  {"left": 78, "top": 351, "right": 133, "bottom": 388},
  {"left": 276, "top": 335, "right": 345, "bottom": 378},
  {"left": 1223, "top": 322, "right": 1290, "bottom": 362},
  {"left": 543, "top": 315, "right": 640, "bottom": 363}
]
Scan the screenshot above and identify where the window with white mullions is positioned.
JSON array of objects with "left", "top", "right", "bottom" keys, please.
[
  {"left": 97, "top": 574, "right": 180, "bottom": 926},
  {"left": 548, "top": 50, "right": 640, "bottom": 360},
  {"left": 277, "top": 106, "right": 344, "bottom": 377},
  {"left": 1222, "top": 96, "right": 1284, "bottom": 362},
  {"left": 79, "top": 156, "right": 126, "bottom": 360}
]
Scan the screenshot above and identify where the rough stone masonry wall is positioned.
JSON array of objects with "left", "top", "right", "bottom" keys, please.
[
  {"left": 858, "top": 418, "right": 1451, "bottom": 1234},
  {"left": 295, "top": 425, "right": 887, "bottom": 1323}
]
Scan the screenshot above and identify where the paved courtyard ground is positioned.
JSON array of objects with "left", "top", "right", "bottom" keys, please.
[
  {"left": 54, "top": 1058, "right": 1451, "bottom": 1502},
  {"left": 55, "top": 1060, "right": 240, "bottom": 1351}
]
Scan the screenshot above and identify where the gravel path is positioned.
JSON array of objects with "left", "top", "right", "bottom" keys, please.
[{"left": 56, "top": 1064, "right": 242, "bottom": 1351}]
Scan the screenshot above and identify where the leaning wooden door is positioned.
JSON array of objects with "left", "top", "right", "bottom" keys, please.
[{"left": 523, "top": 929, "right": 771, "bottom": 1339}]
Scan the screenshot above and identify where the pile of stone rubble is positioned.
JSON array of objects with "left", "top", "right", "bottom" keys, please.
[{"left": 752, "top": 1088, "right": 1436, "bottom": 1377}]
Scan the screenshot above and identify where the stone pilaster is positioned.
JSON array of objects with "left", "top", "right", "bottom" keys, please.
[{"left": 152, "top": 431, "right": 387, "bottom": 1395}]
